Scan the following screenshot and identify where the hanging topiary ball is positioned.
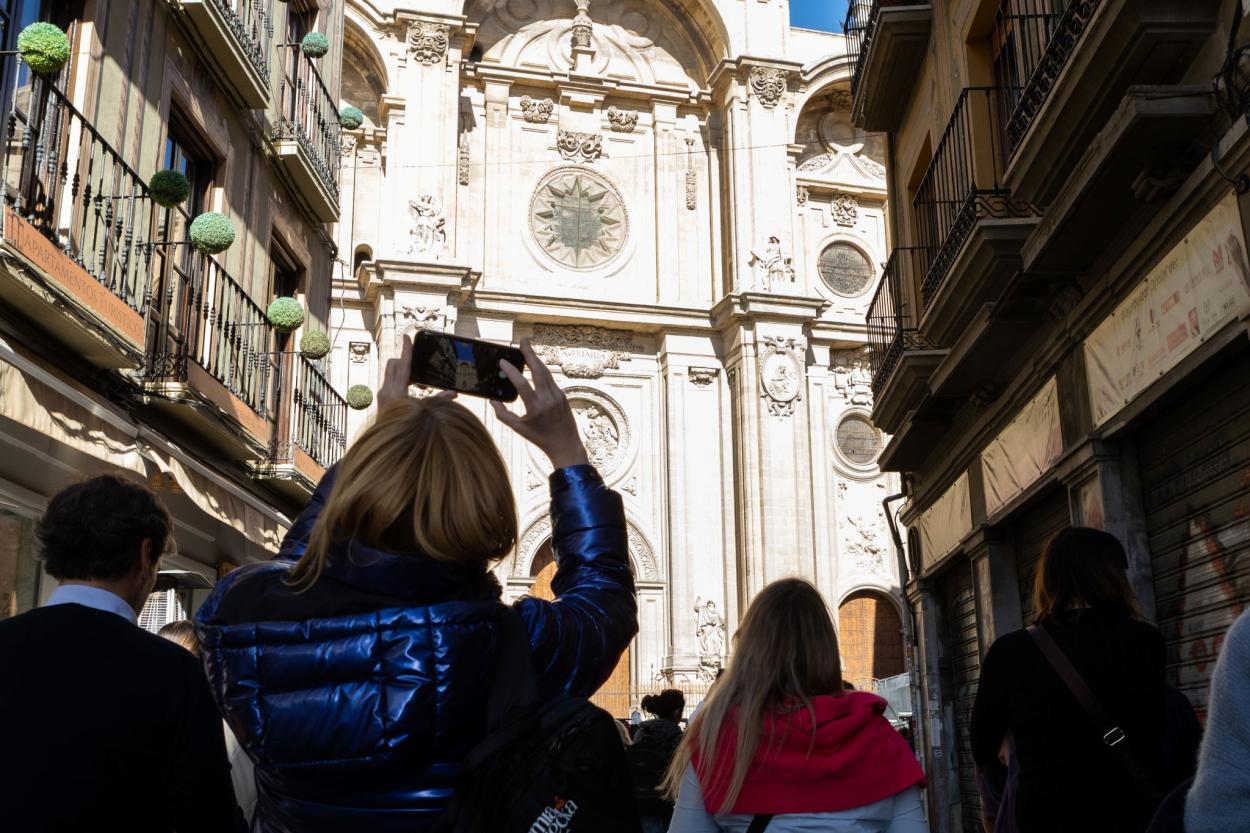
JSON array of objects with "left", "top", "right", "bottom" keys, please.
[
  {"left": 339, "top": 106, "right": 364, "bottom": 130},
  {"left": 17, "top": 22, "right": 70, "bottom": 75},
  {"left": 266, "top": 297, "right": 305, "bottom": 333},
  {"left": 148, "top": 169, "right": 190, "bottom": 208},
  {"left": 346, "top": 384, "right": 373, "bottom": 410},
  {"left": 301, "top": 32, "right": 330, "bottom": 58},
  {"left": 188, "top": 212, "right": 236, "bottom": 254},
  {"left": 300, "top": 329, "right": 331, "bottom": 360}
]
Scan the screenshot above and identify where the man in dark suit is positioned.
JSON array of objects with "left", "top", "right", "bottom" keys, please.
[{"left": 0, "top": 475, "right": 246, "bottom": 833}]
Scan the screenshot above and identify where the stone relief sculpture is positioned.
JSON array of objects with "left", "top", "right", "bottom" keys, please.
[
  {"left": 399, "top": 304, "right": 446, "bottom": 333},
  {"left": 796, "top": 109, "right": 887, "bottom": 182},
  {"left": 530, "top": 169, "right": 626, "bottom": 269},
  {"left": 407, "top": 21, "right": 450, "bottom": 66},
  {"left": 531, "top": 323, "right": 636, "bottom": 379},
  {"left": 831, "top": 193, "right": 859, "bottom": 227},
  {"left": 749, "top": 66, "right": 787, "bottom": 109},
  {"left": 457, "top": 133, "right": 470, "bottom": 186},
  {"left": 695, "top": 598, "right": 726, "bottom": 680},
  {"left": 845, "top": 513, "right": 890, "bottom": 577},
  {"left": 829, "top": 88, "right": 853, "bottom": 112},
  {"left": 407, "top": 195, "right": 446, "bottom": 257},
  {"left": 556, "top": 130, "right": 603, "bottom": 163},
  {"left": 796, "top": 184, "right": 809, "bottom": 206},
  {"left": 571, "top": 399, "right": 621, "bottom": 470},
  {"left": 685, "top": 169, "right": 697, "bottom": 210},
  {"left": 571, "top": 0, "right": 593, "bottom": 48},
  {"left": 831, "top": 347, "right": 874, "bottom": 406},
  {"left": 748, "top": 236, "right": 795, "bottom": 292},
  {"left": 688, "top": 367, "right": 718, "bottom": 387},
  {"left": 759, "top": 336, "right": 803, "bottom": 418},
  {"left": 348, "top": 342, "right": 370, "bottom": 363},
  {"left": 520, "top": 95, "right": 555, "bottom": 123},
  {"left": 606, "top": 106, "right": 638, "bottom": 132}
]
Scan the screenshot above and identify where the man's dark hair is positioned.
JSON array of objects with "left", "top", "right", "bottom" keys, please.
[{"left": 37, "top": 475, "right": 171, "bottom": 580}]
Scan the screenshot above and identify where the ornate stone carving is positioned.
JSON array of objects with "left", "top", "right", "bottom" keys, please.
[
  {"left": 571, "top": 0, "right": 593, "bottom": 49},
  {"left": 796, "top": 184, "right": 809, "bottom": 206},
  {"left": 556, "top": 130, "right": 603, "bottom": 162},
  {"left": 627, "top": 525, "right": 659, "bottom": 581},
  {"left": 831, "top": 347, "right": 874, "bottom": 406},
  {"left": 749, "top": 66, "right": 787, "bottom": 109},
  {"left": 571, "top": 397, "right": 623, "bottom": 472},
  {"left": 407, "top": 195, "right": 446, "bottom": 257},
  {"left": 606, "top": 106, "right": 637, "bottom": 132},
  {"left": 525, "top": 467, "right": 543, "bottom": 491},
  {"left": 407, "top": 21, "right": 450, "bottom": 66},
  {"left": 349, "top": 342, "right": 370, "bottom": 363},
  {"left": 688, "top": 367, "right": 718, "bottom": 387},
  {"left": 759, "top": 336, "right": 803, "bottom": 418},
  {"left": 530, "top": 169, "right": 627, "bottom": 270},
  {"left": 339, "top": 134, "right": 357, "bottom": 158},
  {"left": 748, "top": 236, "right": 795, "bottom": 292},
  {"left": 457, "top": 133, "right": 470, "bottom": 186},
  {"left": 531, "top": 324, "right": 636, "bottom": 379},
  {"left": 622, "top": 472, "right": 638, "bottom": 495},
  {"left": 685, "top": 169, "right": 697, "bottom": 210},
  {"left": 831, "top": 192, "right": 859, "bottom": 226},
  {"left": 400, "top": 304, "right": 445, "bottom": 332},
  {"left": 520, "top": 95, "right": 554, "bottom": 123},
  {"left": 829, "top": 88, "right": 853, "bottom": 112},
  {"left": 845, "top": 512, "right": 890, "bottom": 577},
  {"left": 695, "top": 598, "right": 726, "bottom": 680},
  {"left": 515, "top": 515, "right": 553, "bottom": 577}
]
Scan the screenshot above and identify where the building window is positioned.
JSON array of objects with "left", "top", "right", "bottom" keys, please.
[
  {"left": 818, "top": 242, "right": 874, "bottom": 297},
  {"left": 835, "top": 412, "right": 883, "bottom": 466},
  {"left": 163, "top": 111, "right": 214, "bottom": 217}
]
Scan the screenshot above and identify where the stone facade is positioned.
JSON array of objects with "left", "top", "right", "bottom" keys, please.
[{"left": 332, "top": 0, "right": 901, "bottom": 701}]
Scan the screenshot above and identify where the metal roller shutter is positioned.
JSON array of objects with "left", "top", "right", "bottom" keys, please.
[
  {"left": 1140, "top": 347, "right": 1250, "bottom": 718},
  {"left": 1014, "top": 489, "right": 1071, "bottom": 626},
  {"left": 942, "top": 560, "right": 982, "bottom": 833}
]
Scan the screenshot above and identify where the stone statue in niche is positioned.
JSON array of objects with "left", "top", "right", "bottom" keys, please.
[
  {"left": 694, "top": 598, "right": 726, "bottom": 680},
  {"left": 748, "top": 236, "right": 795, "bottom": 292},
  {"left": 408, "top": 195, "right": 446, "bottom": 257},
  {"left": 831, "top": 347, "right": 874, "bottom": 406}
]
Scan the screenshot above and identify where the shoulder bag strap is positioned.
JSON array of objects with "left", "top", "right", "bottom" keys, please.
[
  {"left": 1027, "top": 624, "right": 1163, "bottom": 802},
  {"left": 746, "top": 815, "right": 774, "bottom": 833}
]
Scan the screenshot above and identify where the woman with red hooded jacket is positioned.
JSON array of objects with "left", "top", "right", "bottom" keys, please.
[{"left": 664, "top": 579, "right": 927, "bottom": 833}]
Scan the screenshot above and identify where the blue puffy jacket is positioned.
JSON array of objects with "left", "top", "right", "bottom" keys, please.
[{"left": 196, "top": 464, "right": 638, "bottom": 833}]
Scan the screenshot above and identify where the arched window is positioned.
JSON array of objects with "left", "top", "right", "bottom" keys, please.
[{"left": 341, "top": 23, "right": 387, "bottom": 127}]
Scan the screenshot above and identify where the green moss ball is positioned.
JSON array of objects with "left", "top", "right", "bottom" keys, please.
[
  {"left": 266, "top": 297, "right": 305, "bottom": 333},
  {"left": 339, "top": 106, "right": 364, "bottom": 130},
  {"left": 300, "top": 329, "right": 331, "bottom": 359},
  {"left": 188, "top": 212, "right": 236, "bottom": 255},
  {"left": 149, "top": 169, "right": 190, "bottom": 208},
  {"left": 301, "top": 32, "right": 330, "bottom": 58},
  {"left": 346, "top": 384, "right": 373, "bottom": 410},
  {"left": 18, "top": 22, "right": 70, "bottom": 75}
]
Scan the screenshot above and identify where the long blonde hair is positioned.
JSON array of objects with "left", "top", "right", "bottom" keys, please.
[
  {"left": 287, "top": 397, "right": 518, "bottom": 590},
  {"left": 662, "top": 579, "right": 842, "bottom": 811}
]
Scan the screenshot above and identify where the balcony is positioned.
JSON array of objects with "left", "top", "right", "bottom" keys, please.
[
  {"left": 253, "top": 352, "right": 346, "bottom": 495},
  {"left": 845, "top": 0, "right": 932, "bottom": 131},
  {"left": 174, "top": 0, "right": 272, "bottom": 108},
  {"left": 999, "top": 0, "right": 1219, "bottom": 207},
  {"left": 913, "top": 87, "right": 1040, "bottom": 349},
  {"left": 272, "top": 48, "right": 341, "bottom": 223},
  {"left": 866, "top": 246, "right": 946, "bottom": 436},
  {"left": 0, "top": 77, "right": 154, "bottom": 367}
]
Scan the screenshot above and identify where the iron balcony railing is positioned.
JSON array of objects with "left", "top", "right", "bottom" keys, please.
[
  {"left": 866, "top": 246, "right": 935, "bottom": 396},
  {"left": 996, "top": 0, "right": 1101, "bottom": 155},
  {"left": 843, "top": 0, "right": 874, "bottom": 97},
  {"left": 277, "top": 351, "right": 347, "bottom": 469},
  {"left": 274, "top": 47, "right": 340, "bottom": 202},
  {"left": 912, "top": 87, "right": 1038, "bottom": 311},
  {"left": 211, "top": 0, "right": 274, "bottom": 83},
  {"left": 3, "top": 75, "right": 157, "bottom": 316}
]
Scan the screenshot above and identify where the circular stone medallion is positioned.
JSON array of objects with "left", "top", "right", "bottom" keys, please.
[
  {"left": 529, "top": 168, "right": 628, "bottom": 271},
  {"left": 760, "top": 351, "right": 800, "bottom": 404}
]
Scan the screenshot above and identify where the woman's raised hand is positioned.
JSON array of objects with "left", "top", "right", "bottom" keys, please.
[
  {"left": 376, "top": 334, "right": 455, "bottom": 409},
  {"left": 491, "top": 338, "right": 589, "bottom": 470}
]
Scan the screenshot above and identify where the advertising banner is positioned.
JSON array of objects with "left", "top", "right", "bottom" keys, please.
[
  {"left": 918, "top": 472, "right": 972, "bottom": 571},
  {"left": 981, "top": 377, "right": 1063, "bottom": 516}
]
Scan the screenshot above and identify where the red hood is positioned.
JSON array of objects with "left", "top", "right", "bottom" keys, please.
[{"left": 692, "top": 692, "right": 925, "bottom": 815}]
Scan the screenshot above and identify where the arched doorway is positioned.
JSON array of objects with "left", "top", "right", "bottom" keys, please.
[
  {"left": 837, "top": 590, "right": 905, "bottom": 690},
  {"left": 530, "top": 541, "right": 632, "bottom": 716}
]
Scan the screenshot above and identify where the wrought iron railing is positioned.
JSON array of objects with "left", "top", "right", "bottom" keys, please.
[
  {"left": 210, "top": 0, "right": 274, "bottom": 83},
  {"left": 912, "top": 87, "right": 1038, "bottom": 310},
  {"left": 281, "top": 351, "right": 347, "bottom": 469},
  {"left": 843, "top": 0, "right": 875, "bottom": 97},
  {"left": 274, "top": 47, "right": 340, "bottom": 202},
  {"left": 866, "top": 246, "right": 935, "bottom": 396},
  {"left": 999, "top": 0, "right": 1101, "bottom": 154},
  {"left": 2, "top": 75, "right": 157, "bottom": 315}
]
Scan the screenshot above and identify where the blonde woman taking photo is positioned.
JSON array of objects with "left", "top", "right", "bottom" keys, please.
[
  {"left": 195, "top": 337, "right": 638, "bottom": 833},
  {"left": 664, "top": 579, "right": 927, "bottom": 833}
]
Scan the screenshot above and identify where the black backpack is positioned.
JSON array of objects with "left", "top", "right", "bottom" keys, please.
[{"left": 435, "top": 608, "right": 641, "bottom": 833}]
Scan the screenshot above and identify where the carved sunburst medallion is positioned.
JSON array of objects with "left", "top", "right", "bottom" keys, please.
[{"left": 530, "top": 169, "right": 627, "bottom": 270}]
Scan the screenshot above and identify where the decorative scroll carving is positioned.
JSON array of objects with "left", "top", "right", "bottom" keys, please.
[
  {"left": 400, "top": 304, "right": 446, "bottom": 333},
  {"left": 556, "top": 130, "right": 603, "bottom": 162},
  {"left": 748, "top": 236, "right": 795, "bottom": 292},
  {"left": 796, "top": 184, "right": 809, "bottom": 206},
  {"left": 749, "top": 66, "right": 787, "bottom": 109},
  {"left": 759, "top": 336, "right": 803, "bottom": 418},
  {"left": 685, "top": 170, "right": 697, "bottom": 210},
  {"left": 831, "top": 192, "right": 858, "bottom": 226},
  {"left": 531, "top": 324, "right": 636, "bottom": 378},
  {"left": 520, "top": 95, "right": 554, "bottom": 123},
  {"left": 407, "top": 195, "right": 446, "bottom": 257},
  {"left": 688, "top": 367, "right": 718, "bottom": 387},
  {"left": 606, "top": 105, "right": 638, "bottom": 132},
  {"left": 407, "top": 21, "right": 450, "bottom": 66}
]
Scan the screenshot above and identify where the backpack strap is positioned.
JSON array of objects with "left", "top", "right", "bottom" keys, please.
[
  {"left": 1027, "top": 624, "right": 1163, "bottom": 802},
  {"left": 485, "top": 606, "right": 540, "bottom": 732},
  {"left": 746, "top": 815, "right": 774, "bottom": 833}
]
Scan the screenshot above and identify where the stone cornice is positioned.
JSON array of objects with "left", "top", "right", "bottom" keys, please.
[
  {"left": 711, "top": 291, "right": 829, "bottom": 330},
  {"left": 463, "top": 63, "right": 710, "bottom": 105}
]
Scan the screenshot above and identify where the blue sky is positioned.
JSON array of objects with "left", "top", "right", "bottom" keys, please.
[{"left": 791, "top": 0, "right": 848, "bottom": 32}]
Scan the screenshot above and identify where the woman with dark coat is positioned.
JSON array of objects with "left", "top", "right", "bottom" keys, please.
[
  {"left": 971, "top": 527, "right": 1169, "bottom": 833},
  {"left": 628, "top": 688, "right": 685, "bottom": 832},
  {"left": 195, "top": 337, "right": 638, "bottom": 833}
]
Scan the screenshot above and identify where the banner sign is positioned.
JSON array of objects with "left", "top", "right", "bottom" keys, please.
[
  {"left": 918, "top": 472, "right": 972, "bottom": 571},
  {"left": 981, "top": 378, "right": 1063, "bottom": 516}
]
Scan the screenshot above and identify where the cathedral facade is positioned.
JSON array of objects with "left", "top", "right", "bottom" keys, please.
[{"left": 328, "top": 0, "right": 903, "bottom": 707}]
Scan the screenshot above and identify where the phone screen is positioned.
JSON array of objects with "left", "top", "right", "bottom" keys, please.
[{"left": 410, "top": 330, "right": 524, "bottom": 402}]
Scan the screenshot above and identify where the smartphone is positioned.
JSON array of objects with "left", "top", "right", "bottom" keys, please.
[{"left": 410, "top": 330, "right": 525, "bottom": 402}]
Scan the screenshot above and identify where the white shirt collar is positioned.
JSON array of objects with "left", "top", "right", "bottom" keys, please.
[{"left": 45, "top": 585, "right": 138, "bottom": 625}]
